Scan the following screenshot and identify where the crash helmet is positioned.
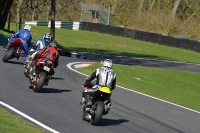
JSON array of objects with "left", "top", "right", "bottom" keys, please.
[
  {"left": 43, "top": 33, "right": 52, "bottom": 41},
  {"left": 24, "top": 25, "right": 31, "bottom": 32},
  {"left": 49, "top": 41, "right": 58, "bottom": 49},
  {"left": 102, "top": 59, "right": 113, "bottom": 68}
]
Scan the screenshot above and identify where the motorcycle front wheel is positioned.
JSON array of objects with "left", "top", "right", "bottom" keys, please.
[
  {"left": 33, "top": 71, "right": 46, "bottom": 92},
  {"left": 90, "top": 101, "right": 104, "bottom": 126},
  {"left": 2, "top": 47, "right": 15, "bottom": 62}
]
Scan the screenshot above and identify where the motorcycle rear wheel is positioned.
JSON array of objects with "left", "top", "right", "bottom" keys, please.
[
  {"left": 90, "top": 101, "right": 104, "bottom": 126},
  {"left": 33, "top": 71, "right": 46, "bottom": 92},
  {"left": 2, "top": 47, "right": 15, "bottom": 62}
]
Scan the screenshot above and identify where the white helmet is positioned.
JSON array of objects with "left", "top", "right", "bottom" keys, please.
[
  {"left": 102, "top": 59, "right": 113, "bottom": 68},
  {"left": 24, "top": 25, "right": 31, "bottom": 32}
]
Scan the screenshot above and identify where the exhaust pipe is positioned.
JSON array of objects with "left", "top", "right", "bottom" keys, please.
[
  {"left": 104, "top": 103, "right": 112, "bottom": 115},
  {"left": 107, "top": 103, "right": 112, "bottom": 108}
]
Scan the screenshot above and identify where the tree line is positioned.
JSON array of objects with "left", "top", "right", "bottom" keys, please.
[{"left": 1, "top": 0, "right": 200, "bottom": 41}]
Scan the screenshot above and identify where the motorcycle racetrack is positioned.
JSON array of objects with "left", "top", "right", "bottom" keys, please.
[{"left": 0, "top": 46, "right": 200, "bottom": 133}]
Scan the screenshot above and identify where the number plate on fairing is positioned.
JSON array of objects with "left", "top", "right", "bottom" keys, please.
[{"left": 43, "top": 66, "right": 50, "bottom": 72}]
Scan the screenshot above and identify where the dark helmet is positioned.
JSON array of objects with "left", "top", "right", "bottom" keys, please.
[
  {"left": 43, "top": 33, "right": 52, "bottom": 41},
  {"left": 49, "top": 41, "right": 58, "bottom": 49}
]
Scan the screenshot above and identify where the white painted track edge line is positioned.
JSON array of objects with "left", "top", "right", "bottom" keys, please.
[{"left": 0, "top": 101, "right": 60, "bottom": 133}]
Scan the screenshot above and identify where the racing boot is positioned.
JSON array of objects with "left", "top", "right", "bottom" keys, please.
[
  {"left": 24, "top": 55, "right": 31, "bottom": 65},
  {"left": 29, "top": 83, "right": 33, "bottom": 89},
  {"left": 3, "top": 42, "right": 11, "bottom": 52},
  {"left": 84, "top": 95, "right": 92, "bottom": 106},
  {"left": 24, "top": 65, "right": 31, "bottom": 78},
  {"left": 24, "top": 69, "right": 28, "bottom": 78}
]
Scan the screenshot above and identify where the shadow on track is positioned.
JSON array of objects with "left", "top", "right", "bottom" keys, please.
[
  {"left": 40, "top": 88, "right": 72, "bottom": 93},
  {"left": 6, "top": 60, "right": 24, "bottom": 65},
  {"left": 51, "top": 77, "right": 64, "bottom": 80},
  {"left": 99, "top": 118, "right": 129, "bottom": 126}
]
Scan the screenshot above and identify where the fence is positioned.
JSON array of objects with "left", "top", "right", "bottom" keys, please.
[
  {"left": 81, "top": 22, "right": 200, "bottom": 53},
  {"left": 80, "top": 3, "right": 115, "bottom": 25},
  {"left": 17, "top": 21, "right": 200, "bottom": 53},
  {"left": 24, "top": 21, "right": 82, "bottom": 30}
]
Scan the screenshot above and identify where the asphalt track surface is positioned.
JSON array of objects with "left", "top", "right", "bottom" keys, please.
[
  {"left": 0, "top": 46, "right": 200, "bottom": 133},
  {"left": 78, "top": 52, "right": 200, "bottom": 72}
]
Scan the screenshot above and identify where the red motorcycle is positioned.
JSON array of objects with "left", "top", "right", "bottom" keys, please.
[
  {"left": 28, "top": 60, "right": 53, "bottom": 92},
  {"left": 2, "top": 37, "right": 24, "bottom": 62}
]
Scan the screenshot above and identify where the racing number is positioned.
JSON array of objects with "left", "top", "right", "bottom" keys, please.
[{"left": 23, "top": 32, "right": 28, "bottom": 38}]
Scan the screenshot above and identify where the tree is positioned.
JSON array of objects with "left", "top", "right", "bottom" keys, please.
[
  {"left": 172, "top": 0, "right": 181, "bottom": 19},
  {"left": 148, "top": 0, "right": 156, "bottom": 11},
  {"left": 50, "top": 0, "right": 55, "bottom": 40},
  {"left": 0, "top": 0, "right": 14, "bottom": 29}
]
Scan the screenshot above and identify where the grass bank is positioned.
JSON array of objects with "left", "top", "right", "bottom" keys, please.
[
  {"left": 3, "top": 23, "right": 200, "bottom": 64},
  {"left": 0, "top": 107, "right": 44, "bottom": 133},
  {"left": 75, "top": 63, "right": 200, "bottom": 112}
]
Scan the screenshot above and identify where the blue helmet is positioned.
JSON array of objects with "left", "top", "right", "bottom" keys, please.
[{"left": 43, "top": 33, "right": 52, "bottom": 41}]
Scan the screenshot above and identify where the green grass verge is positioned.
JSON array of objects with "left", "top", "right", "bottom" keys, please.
[
  {"left": 2, "top": 23, "right": 200, "bottom": 64},
  {"left": 75, "top": 63, "right": 200, "bottom": 112},
  {"left": 0, "top": 107, "right": 44, "bottom": 133}
]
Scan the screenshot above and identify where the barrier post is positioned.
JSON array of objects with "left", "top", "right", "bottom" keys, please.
[{"left": 19, "top": 17, "right": 22, "bottom": 30}]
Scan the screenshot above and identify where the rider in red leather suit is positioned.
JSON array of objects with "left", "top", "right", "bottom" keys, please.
[{"left": 29, "top": 41, "right": 59, "bottom": 86}]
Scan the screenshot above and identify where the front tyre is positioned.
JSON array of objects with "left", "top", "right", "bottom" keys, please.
[
  {"left": 90, "top": 101, "right": 104, "bottom": 126},
  {"left": 33, "top": 71, "right": 46, "bottom": 92},
  {"left": 2, "top": 47, "right": 15, "bottom": 62}
]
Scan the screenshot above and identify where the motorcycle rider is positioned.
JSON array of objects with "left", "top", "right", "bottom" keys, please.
[
  {"left": 28, "top": 33, "right": 52, "bottom": 58},
  {"left": 24, "top": 33, "right": 52, "bottom": 77},
  {"left": 28, "top": 41, "right": 59, "bottom": 88},
  {"left": 3, "top": 25, "right": 32, "bottom": 56},
  {"left": 82, "top": 59, "right": 116, "bottom": 114}
]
